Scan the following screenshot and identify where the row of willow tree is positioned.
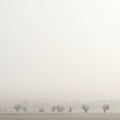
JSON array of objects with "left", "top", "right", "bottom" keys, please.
[{"left": 14, "top": 104, "right": 110, "bottom": 114}]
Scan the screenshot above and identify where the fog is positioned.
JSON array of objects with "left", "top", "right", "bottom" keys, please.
[{"left": 0, "top": 0, "right": 120, "bottom": 102}]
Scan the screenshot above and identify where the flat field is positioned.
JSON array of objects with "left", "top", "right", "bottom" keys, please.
[{"left": 0, "top": 113, "right": 120, "bottom": 120}]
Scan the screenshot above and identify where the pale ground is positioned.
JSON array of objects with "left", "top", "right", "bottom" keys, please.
[{"left": 0, "top": 114, "right": 120, "bottom": 120}]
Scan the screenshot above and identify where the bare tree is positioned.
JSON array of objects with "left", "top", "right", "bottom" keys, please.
[
  {"left": 0, "top": 108, "right": 2, "bottom": 112},
  {"left": 51, "top": 105, "right": 56, "bottom": 112},
  {"left": 81, "top": 104, "right": 89, "bottom": 113},
  {"left": 39, "top": 108, "right": 44, "bottom": 112},
  {"left": 102, "top": 104, "right": 110, "bottom": 114},
  {"left": 14, "top": 104, "right": 22, "bottom": 112},
  {"left": 22, "top": 106, "right": 27, "bottom": 112},
  {"left": 56, "top": 105, "right": 65, "bottom": 112},
  {"left": 68, "top": 107, "right": 73, "bottom": 112}
]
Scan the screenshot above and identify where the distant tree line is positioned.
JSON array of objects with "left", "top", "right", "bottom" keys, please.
[{"left": 13, "top": 103, "right": 110, "bottom": 114}]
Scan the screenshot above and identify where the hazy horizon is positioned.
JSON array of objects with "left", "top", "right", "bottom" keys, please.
[{"left": 1, "top": 0, "right": 120, "bottom": 101}]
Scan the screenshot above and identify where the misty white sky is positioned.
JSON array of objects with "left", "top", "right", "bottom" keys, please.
[{"left": 1, "top": 0, "right": 120, "bottom": 101}]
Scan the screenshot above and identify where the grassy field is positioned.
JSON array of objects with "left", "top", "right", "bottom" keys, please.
[{"left": 0, "top": 113, "right": 120, "bottom": 120}]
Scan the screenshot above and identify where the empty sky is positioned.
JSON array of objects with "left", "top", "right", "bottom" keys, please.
[{"left": 0, "top": 0, "right": 120, "bottom": 101}]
